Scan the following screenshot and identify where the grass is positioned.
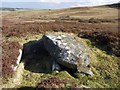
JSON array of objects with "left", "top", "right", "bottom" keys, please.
[
  {"left": 2, "top": 5, "right": 118, "bottom": 22},
  {"left": 86, "top": 39, "right": 119, "bottom": 88},
  {"left": 20, "top": 70, "right": 52, "bottom": 87},
  {"left": 2, "top": 32, "right": 120, "bottom": 88},
  {"left": 19, "top": 48, "right": 119, "bottom": 88},
  {"left": 2, "top": 3, "right": 119, "bottom": 88},
  {"left": 5, "top": 34, "right": 43, "bottom": 45}
]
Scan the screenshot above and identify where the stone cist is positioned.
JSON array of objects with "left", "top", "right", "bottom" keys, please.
[{"left": 42, "top": 33, "right": 93, "bottom": 76}]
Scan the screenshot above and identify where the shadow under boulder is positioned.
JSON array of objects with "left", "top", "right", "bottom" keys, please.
[
  {"left": 22, "top": 40, "right": 53, "bottom": 73},
  {"left": 22, "top": 33, "right": 93, "bottom": 76}
]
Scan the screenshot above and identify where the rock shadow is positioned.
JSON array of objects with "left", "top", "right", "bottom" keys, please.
[{"left": 21, "top": 39, "right": 53, "bottom": 73}]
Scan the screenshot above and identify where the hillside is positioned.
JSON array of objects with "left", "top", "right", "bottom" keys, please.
[
  {"left": 1, "top": 3, "right": 120, "bottom": 89},
  {"left": 105, "top": 3, "right": 120, "bottom": 9},
  {"left": 2, "top": 3, "right": 119, "bottom": 21}
]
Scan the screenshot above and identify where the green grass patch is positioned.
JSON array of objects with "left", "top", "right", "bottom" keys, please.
[{"left": 4, "top": 32, "right": 119, "bottom": 88}]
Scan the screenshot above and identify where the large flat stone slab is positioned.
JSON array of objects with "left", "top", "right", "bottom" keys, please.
[{"left": 42, "top": 33, "right": 93, "bottom": 75}]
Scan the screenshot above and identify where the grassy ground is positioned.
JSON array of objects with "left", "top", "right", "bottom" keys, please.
[
  {"left": 2, "top": 6, "right": 118, "bottom": 21},
  {"left": 1, "top": 4, "right": 119, "bottom": 89},
  {"left": 2, "top": 32, "right": 119, "bottom": 89}
]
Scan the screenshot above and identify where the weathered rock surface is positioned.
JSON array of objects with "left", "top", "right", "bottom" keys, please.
[{"left": 42, "top": 33, "right": 93, "bottom": 75}]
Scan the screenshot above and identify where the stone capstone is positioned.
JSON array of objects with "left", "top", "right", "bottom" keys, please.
[{"left": 42, "top": 33, "right": 93, "bottom": 76}]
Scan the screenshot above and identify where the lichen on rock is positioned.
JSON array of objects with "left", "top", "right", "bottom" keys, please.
[{"left": 42, "top": 33, "right": 93, "bottom": 76}]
